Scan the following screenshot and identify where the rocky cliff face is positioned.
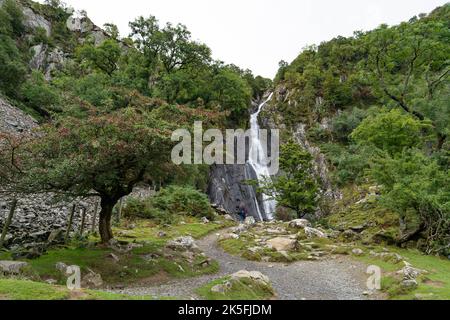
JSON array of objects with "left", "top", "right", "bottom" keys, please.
[
  {"left": 15, "top": 1, "right": 117, "bottom": 80},
  {"left": 0, "top": 97, "right": 37, "bottom": 134},
  {"left": 208, "top": 164, "right": 269, "bottom": 221}
]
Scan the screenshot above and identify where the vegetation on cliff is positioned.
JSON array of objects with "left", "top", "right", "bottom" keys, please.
[{"left": 272, "top": 4, "right": 449, "bottom": 255}]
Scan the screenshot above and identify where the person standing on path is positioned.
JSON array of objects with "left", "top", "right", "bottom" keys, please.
[{"left": 236, "top": 199, "right": 247, "bottom": 222}]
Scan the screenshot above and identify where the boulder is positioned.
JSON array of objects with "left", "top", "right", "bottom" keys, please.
[
  {"left": 304, "top": 227, "right": 327, "bottom": 239},
  {"left": 401, "top": 279, "right": 418, "bottom": 289},
  {"left": 157, "top": 231, "right": 167, "bottom": 238},
  {"left": 201, "top": 217, "right": 210, "bottom": 224},
  {"left": 211, "top": 281, "right": 232, "bottom": 294},
  {"left": 351, "top": 248, "right": 364, "bottom": 256},
  {"left": 267, "top": 237, "right": 297, "bottom": 252},
  {"left": 0, "top": 261, "right": 28, "bottom": 274},
  {"left": 288, "top": 219, "right": 311, "bottom": 229},
  {"left": 55, "top": 262, "right": 68, "bottom": 273},
  {"left": 231, "top": 270, "right": 270, "bottom": 285},
  {"left": 107, "top": 253, "right": 120, "bottom": 262},
  {"left": 370, "top": 251, "right": 403, "bottom": 264},
  {"left": 218, "top": 233, "right": 239, "bottom": 241},
  {"left": 223, "top": 214, "right": 234, "bottom": 221},
  {"left": 166, "top": 236, "right": 198, "bottom": 251},
  {"left": 82, "top": 269, "right": 103, "bottom": 288},
  {"left": 342, "top": 229, "right": 360, "bottom": 242},
  {"left": 397, "top": 261, "right": 427, "bottom": 280},
  {"left": 245, "top": 217, "right": 256, "bottom": 225}
]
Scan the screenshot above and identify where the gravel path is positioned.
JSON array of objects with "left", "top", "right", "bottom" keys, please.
[{"left": 110, "top": 228, "right": 374, "bottom": 300}]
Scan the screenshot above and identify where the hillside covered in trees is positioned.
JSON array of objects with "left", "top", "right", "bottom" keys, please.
[{"left": 266, "top": 4, "right": 449, "bottom": 256}]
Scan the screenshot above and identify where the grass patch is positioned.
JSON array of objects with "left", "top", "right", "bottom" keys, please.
[
  {"left": 15, "top": 217, "right": 230, "bottom": 287},
  {"left": 354, "top": 246, "right": 450, "bottom": 300},
  {"left": 0, "top": 278, "right": 157, "bottom": 300},
  {"left": 196, "top": 277, "right": 274, "bottom": 300}
]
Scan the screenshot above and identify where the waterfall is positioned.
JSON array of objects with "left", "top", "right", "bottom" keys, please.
[{"left": 247, "top": 93, "right": 277, "bottom": 220}]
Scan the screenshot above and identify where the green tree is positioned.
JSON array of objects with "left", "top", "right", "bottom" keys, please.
[
  {"left": 13, "top": 108, "right": 175, "bottom": 243},
  {"left": 209, "top": 67, "right": 252, "bottom": 125},
  {"left": 351, "top": 109, "right": 430, "bottom": 155},
  {"left": 365, "top": 15, "right": 450, "bottom": 149},
  {"left": 0, "top": 35, "right": 26, "bottom": 96},
  {"left": 369, "top": 149, "right": 450, "bottom": 254},
  {"left": 260, "top": 141, "right": 319, "bottom": 218},
  {"left": 77, "top": 39, "right": 122, "bottom": 76},
  {"left": 129, "top": 16, "right": 211, "bottom": 74},
  {"left": 20, "top": 71, "right": 60, "bottom": 116}
]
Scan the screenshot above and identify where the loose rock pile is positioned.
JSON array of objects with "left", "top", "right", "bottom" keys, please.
[{"left": 0, "top": 194, "right": 98, "bottom": 251}]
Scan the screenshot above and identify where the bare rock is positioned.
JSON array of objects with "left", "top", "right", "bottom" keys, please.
[
  {"left": 231, "top": 270, "right": 270, "bottom": 285},
  {"left": 397, "top": 261, "right": 427, "bottom": 280},
  {"left": 245, "top": 216, "right": 256, "bottom": 225},
  {"left": 219, "top": 233, "right": 239, "bottom": 241},
  {"left": 0, "top": 261, "right": 28, "bottom": 274},
  {"left": 288, "top": 219, "right": 311, "bottom": 229},
  {"left": 351, "top": 248, "right": 364, "bottom": 256},
  {"left": 267, "top": 237, "right": 297, "bottom": 252},
  {"left": 304, "top": 227, "right": 327, "bottom": 239},
  {"left": 166, "top": 236, "right": 198, "bottom": 251},
  {"left": 82, "top": 269, "right": 103, "bottom": 288}
]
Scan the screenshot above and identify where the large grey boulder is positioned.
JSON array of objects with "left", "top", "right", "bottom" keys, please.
[
  {"left": 0, "top": 261, "right": 29, "bottom": 274},
  {"left": 267, "top": 237, "right": 297, "bottom": 252},
  {"left": 304, "top": 226, "right": 327, "bottom": 239},
  {"left": 166, "top": 236, "right": 198, "bottom": 251},
  {"left": 231, "top": 270, "right": 270, "bottom": 286},
  {"left": 288, "top": 219, "right": 311, "bottom": 229}
]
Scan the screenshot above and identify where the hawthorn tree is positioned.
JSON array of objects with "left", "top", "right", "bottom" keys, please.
[{"left": 13, "top": 108, "right": 175, "bottom": 243}]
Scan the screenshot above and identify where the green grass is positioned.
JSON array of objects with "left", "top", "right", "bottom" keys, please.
[
  {"left": 113, "top": 216, "right": 235, "bottom": 242},
  {"left": 196, "top": 277, "right": 275, "bottom": 300},
  {"left": 354, "top": 246, "right": 450, "bottom": 300},
  {"left": 0, "top": 278, "right": 157, "bottom": 300},
  {"left": 12, "top": 217, "right": 230, "bottom": 287}
]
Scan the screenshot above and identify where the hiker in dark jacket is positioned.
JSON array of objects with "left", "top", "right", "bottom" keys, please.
[{"left": 236, "top": 199, "right": 247, "bottom": 222}]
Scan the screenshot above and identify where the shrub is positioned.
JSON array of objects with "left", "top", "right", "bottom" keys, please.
[
  {"left": 351, "top": 108, "right": 431, "bottom": 155},
  {"left": 122, "top": 197, "right": 176, "bottom": 225},
  {"left": 20, "top": 71, "right": 60, "bottom": 114},
  {"left": 123, "top": 186, "right": 214, "bottom": 223},
  {"left": 151, "top": 186, "right": 214, "bottom": 220},
  {"left": 274, "top": 207, "right": 297, "bottom": 222},
  {"left": 331, "top": 107, "right": 367, "bottom": 143}
]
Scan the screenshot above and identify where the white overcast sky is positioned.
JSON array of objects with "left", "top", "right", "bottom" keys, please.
[{"left": 39, "top": 0, "right": 448, "bottom": 78}]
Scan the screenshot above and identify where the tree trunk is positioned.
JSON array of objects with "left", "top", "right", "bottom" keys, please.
[
  {"left": 0, "top": 199, "right": 18, "bottom": 248},
  {"left": 65, "top": 204, "right": 76, "bottom": 242},
  {"left": 79, "top": 207, "right": 86, "bottom": 235},
  {"left": 437, "top": 133, "right": 446, "bottom": 151},
  {"left": 99, "top": 197, "right": 115, "bottom": 244},
  {"left": 91, "top": 201, "right": 99, "bottom": 233}
]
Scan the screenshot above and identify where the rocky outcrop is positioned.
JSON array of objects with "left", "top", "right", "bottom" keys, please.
[
  {"left": 208, "top": 164, "right": 269, "bottom": 221},
  {"left": 23, "top": 6, "right": 52, "bottom": 37},
  {"left": 293, "top": 123, "right": 342, "bottom": 203},
  {"left": 0, "top": 97, "right": 38, "bottom": 135}
]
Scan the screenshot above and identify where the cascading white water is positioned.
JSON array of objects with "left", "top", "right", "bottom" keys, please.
[{"left": 247, "top": 93, "right": 277, "bottom": 220}]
